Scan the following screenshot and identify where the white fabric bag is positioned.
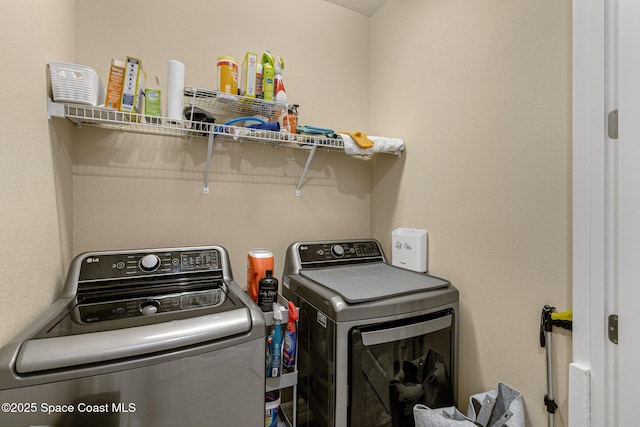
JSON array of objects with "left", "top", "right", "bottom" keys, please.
[{"left": 413, "top": 382, "right": 525, "bottom": 427}]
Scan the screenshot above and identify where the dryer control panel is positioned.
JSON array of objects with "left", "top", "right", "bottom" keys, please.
[{"left": 298, "top": 240, "right": 384, "bottom": 266}]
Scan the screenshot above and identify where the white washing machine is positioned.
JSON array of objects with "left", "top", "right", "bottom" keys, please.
[
  {"left": 0, "top": 246, "right": 265, "bottom": 427},
  {"left": 281, "top": 239, "right": 459, "bottom": 427}
]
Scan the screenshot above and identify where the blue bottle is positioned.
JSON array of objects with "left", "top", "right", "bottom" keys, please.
[{"left": 267, "top": 303, "right": 283, "bottom": 377}]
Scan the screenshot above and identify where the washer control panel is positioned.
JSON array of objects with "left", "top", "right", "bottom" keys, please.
[
  {"left": 77, "top": 288, "right": 226, "bottom": 323},
  {"left": 78, "top": 249, "right": 221, "bottom": 281},
  {"left": 66, "top": 246, "right": 236, "bottom": 325},
  {"left": 298, "top": 240, "right": 384, "bottom": 265}
]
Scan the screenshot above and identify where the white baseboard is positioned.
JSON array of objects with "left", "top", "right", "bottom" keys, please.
[{"left": 569, "top": 363, "right": 591, "bottom": 427}]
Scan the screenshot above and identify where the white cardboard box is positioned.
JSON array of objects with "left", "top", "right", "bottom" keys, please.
[
  {"left": 392, "top": 228, "right": 427, "bottom": 273},
  {"left": 240, "top": 52, "right": 258, "bottom": 98},
  {"left": 120, "top": 56, "right": 146, "bottom": 114}
]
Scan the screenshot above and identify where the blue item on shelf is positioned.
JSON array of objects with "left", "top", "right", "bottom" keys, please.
[
  {"left": 247, "top": 121, "right": 280, "bottom": 131},
  {"left": 297, "top": 125, "right": 335, "bottom": 136}
]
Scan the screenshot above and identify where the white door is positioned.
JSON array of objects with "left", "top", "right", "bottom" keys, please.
[
  {"left": 616, "top": 1, "right": 640, "bottom": 425},
  {"left": 571, "top": 1, "right": 640, "bottom": 426}
]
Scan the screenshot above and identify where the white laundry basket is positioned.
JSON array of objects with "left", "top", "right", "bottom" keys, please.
[{"left": 48, "top": 62, "right": 105, "bottom": 106}]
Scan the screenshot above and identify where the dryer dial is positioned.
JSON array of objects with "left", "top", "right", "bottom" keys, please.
[{"left": 331, "top": 244, "right": 345, "bottom": 258}]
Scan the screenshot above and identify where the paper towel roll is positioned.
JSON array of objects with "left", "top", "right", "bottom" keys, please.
[{"left": 167, "top": 59, "right": 185, "bottom": 122}]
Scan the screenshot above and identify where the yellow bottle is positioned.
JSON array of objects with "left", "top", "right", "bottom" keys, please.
[{"left": 262, "top": 51, "right": 275, "bottom": 101}]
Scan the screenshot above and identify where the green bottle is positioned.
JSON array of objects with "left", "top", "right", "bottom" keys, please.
[{"left": 261, "top": 51, "right": 275, "bottom": 101}]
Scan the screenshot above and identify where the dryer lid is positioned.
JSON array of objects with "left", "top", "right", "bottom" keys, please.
[{"left": 300, "top": 262, "right": 449, "bottom": 303}]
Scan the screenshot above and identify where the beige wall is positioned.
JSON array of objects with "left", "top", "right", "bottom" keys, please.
[
  {"left": 370, "top": 1, "right": 572, "bottom": 426},
  {"left": 0, "top": 1, "right": 573, "bottom": 426},
  {"left": 71, "top": 0, "right": 372, "bottom": 280},
  {"left": 0, "top": 2, "right": 75, "bottom": 344}
]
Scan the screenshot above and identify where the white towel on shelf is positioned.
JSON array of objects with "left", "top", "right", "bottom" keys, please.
[{"left": 339, "top": 133, "right": 405, "bottom": 156}]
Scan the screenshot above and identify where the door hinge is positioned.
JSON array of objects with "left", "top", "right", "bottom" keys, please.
[
  {"left": 608, "top": 109, "right": 618, "bottom": 139},
  {"left": 608, "top": 314, "right": 618, "bottom": 344}
]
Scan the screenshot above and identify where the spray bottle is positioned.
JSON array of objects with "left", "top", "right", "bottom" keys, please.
[
  {"left": 261, "top": 51, "right": 275, "bottom": 101},
  {"left": 282, "top": 104, "right": 299, "bottom": 136},
  {"left": 274, "top": 55, "right": 286, "bottom": 103},
  {"left": 283, "top": 301, "right": 298, "bottom": 370},
  {"left": 266, "top": 302, "right": 283, "bottom": 377}
]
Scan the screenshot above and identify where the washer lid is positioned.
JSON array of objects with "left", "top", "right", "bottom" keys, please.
[
  {"left": 16, "top": 308, "right": 252, "bottom": 373},
  {"left": 300, "top": 262, "right": 449, "bottom": 303}
]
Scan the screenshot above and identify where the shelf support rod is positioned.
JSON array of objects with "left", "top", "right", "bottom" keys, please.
[
  {"left": 203, "top": 132, "right": 214, "bottom": 194},
  {"left": 296, "top": 143, "right": 318, "bottom": 197}
]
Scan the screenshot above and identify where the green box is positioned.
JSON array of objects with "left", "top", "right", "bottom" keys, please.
[{"left": 145, "top": 88, "right": 161, "bottom": 119}]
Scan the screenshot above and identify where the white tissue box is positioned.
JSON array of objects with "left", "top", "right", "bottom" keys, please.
[{"left": 392, "top": 228, "right": 427, "bottom": 273}]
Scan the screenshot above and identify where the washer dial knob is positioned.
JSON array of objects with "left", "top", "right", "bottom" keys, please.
[
  {"left": 140, "top": 300, "right": 160, "bottom": 315},
  {"left": 331, "top": 244, "right": 345, "bottom": 258},
  {"left": 139, "top": 254, "right": 161, "bottom": 272}
]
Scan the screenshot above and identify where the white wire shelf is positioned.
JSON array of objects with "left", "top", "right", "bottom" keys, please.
[
  {"left": 47, "top": 98, "right": 347, "bottom": 195},
  {"left": 48, "top": 99, "right": 344, "bottom": 151},
  {"left": 47, "top": 89, "right": 401, "bottom": 196}
]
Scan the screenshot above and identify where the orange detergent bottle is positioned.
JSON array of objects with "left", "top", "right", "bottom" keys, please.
[{"left": 247, "top": 248, "right": 274, "bottom": 303}]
